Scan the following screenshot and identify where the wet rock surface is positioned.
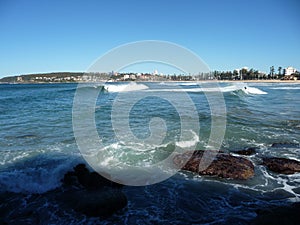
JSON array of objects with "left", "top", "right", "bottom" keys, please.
[
  {"left": 262, "top": 157, "right": 300, "bottom": 174},
  {"left": 173, "top": 150, "right": 255, "bottom": 180}
]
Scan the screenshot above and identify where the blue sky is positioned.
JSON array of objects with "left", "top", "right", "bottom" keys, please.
[{"left": 0, "top": 0, "right": 299, "bottom": 77}]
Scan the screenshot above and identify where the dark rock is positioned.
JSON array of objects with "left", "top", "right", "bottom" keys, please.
[
  {"left": 271, "top": 142, "right": 299, "bottom": 148},
  {"left": 233, "top": 147, "right": 257, "bottom": 156},
  {"left": 173, "top": 150, "right": 255, "bottom": 180},
  {"left": 251, "top": 202, "right": 300, "bottom": 225},
  {"left": 60, "top": 189, "right": 127, "bottom": 218},
  {"left": 62, "top": 171, "right": 79, "bottom": 186},
  {"left": 60, "top": 164, "right": 127, "bottom": 218},
  {"left": 62, "top": 164, "right": 122, "bottom": 189},
  {"left": 88, "top": 171, "right": 118, "bottom": 188},
  {"left": 262, "top": 157, "right": 300, "bottom": 174},
  {"left": 73, "top": 163, "right": 91, "bottom": 187}
]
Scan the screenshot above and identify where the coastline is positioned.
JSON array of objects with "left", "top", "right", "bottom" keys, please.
[
  {"left": 143, "top": 80, "right": 300, "bottom": 83},
  {"left": 1, "top": 80, "right": 300, "bottom": 84}
]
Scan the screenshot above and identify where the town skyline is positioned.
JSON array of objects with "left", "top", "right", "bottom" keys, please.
[{"left": 1, "top": 65, "right": 298, "bottom": 83}]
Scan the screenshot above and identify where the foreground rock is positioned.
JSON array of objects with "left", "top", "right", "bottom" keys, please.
[
  {"left": 0, "top": 164, "right": 128, "bottom": 223},
  {"left": 60, "top": 164, "right": 127, "bottom": 218},
  {"left": 262, "top": 157, "right": 300, "bottom": 174},
  {"left": 62, "top": 163, "right": 123, "bottom": 189},
  {"left": 173, "top": 150, "right": 255, "bottom": 180}
]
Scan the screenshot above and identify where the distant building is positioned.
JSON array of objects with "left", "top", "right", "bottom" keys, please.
[
  {"left": 284, "top": 66, "right": 297, "bottom": 76},
  {"left": 130, "top": 74, "right": 136, "bottom": 80}
]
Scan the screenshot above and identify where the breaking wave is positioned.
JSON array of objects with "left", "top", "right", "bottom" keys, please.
[
  {"left": 99, "top": 82, "right": 267, "bottom": 95},
  {"left": 104, "top": 82, "right": 149, "bottom": 92}
]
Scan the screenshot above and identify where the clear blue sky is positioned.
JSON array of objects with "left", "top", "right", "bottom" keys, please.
[{"left": 0, "top": 0, "right": 299, "bottom": 77}]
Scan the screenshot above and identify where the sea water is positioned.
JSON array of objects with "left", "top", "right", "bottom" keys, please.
[{"left": 0, "top": 82, "right": 299, "bottom": 224}]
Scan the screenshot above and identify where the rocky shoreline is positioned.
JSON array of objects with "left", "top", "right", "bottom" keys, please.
[
  {"left": 1, "top": 144, "right": 299, "bottom": 223},
  {"left": 173, "top": 145, "right": 300, "bottom": 180}
]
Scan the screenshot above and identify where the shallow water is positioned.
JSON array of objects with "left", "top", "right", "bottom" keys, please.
[{"left": 0, "top": 82, "right": 299, "bottom": 224}]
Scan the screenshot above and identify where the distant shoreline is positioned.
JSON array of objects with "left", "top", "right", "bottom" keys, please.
[{"left": 1, "top": 80, "right": 300, "bottom": 84}]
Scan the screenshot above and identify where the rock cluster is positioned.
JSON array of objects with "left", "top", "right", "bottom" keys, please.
[{"left": 173, "top": 147, "right": 300, "bottom": 180}]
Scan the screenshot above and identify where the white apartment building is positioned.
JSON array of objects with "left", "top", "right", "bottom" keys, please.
[{"left": 284, "top": 66, "right": 297, "bottom": 76}]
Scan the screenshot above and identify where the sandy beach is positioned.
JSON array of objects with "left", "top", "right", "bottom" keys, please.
[{"left": 217, "top": 79, "right": 300, "bottom": 83}]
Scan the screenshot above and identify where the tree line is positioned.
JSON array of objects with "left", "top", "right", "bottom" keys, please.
[{"left": 214, "top": 66, "right": 299, "bottom": 80}]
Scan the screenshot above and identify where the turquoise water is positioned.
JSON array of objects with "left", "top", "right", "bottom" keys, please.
[{"left": 0, "top": 82, "right": 299, "bottom": 224}]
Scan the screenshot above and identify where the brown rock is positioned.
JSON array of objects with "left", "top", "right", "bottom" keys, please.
[
  {"left": 262, "top": 157, "right": 300, "bottom": 174},
  {"left": 173, "top": 150, "right": 255, "bottom": 180}
]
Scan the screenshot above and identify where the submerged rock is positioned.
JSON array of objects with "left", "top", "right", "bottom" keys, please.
[
  {"left": 262, "top": 157, "right": 300, "bottom": 174},
  {"left": 15, "top": 134, "right": 37, "bottom": 139},
  {"left": 173, "top": 150, "right": 255, "bottom": 180},
  {"left": 233, "top": 147, "right": 257, "bottom": 156},
  {"left": 271, "top": 142, "right": 299, "bottom": 148}
]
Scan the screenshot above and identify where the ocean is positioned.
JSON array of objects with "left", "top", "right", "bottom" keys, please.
[{"left": 0, "top": 82, "right": 299, "bottom": 224}]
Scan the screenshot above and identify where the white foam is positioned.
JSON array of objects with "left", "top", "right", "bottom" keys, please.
[
  {"left": 104, "top": 82, "right": 148, "bottom": 92},
  {"left": 102, "top": 82, "right": 267, "bottom": 95},
  {"left": 146, "top": 84, "right": 267, "bottom": 94},
  {"left": 0, "top": 161, "right": 77, "bottom": 193},
  {"left": 242, "top": 86, "right": 268, "bottom": 95},
  {"left": 176, "top": 130, "right": 199, "bottom": 148}
]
